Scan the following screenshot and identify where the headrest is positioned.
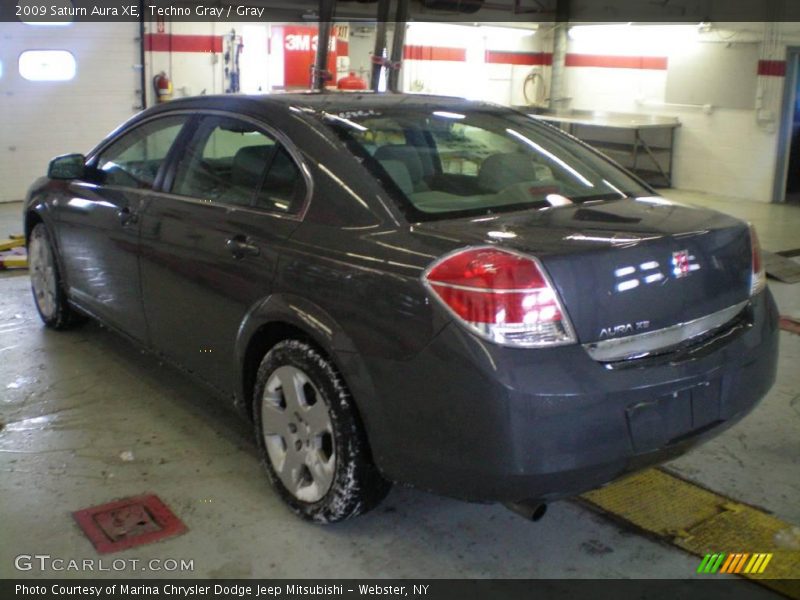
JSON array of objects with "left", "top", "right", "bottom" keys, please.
[
  {"left": 232, "top": 145, "right": 273, "bottom": 188},
  {"left": 378, "top": 159, "right": 413, "bottom": 196},
  {"left": 478, "top": 152, "right": 544, "bottom": 193},
  {"left": 374, "top": 144, "right": 424, "bottom": 183},
  {"left": 265, "top": 148, "right": 299, "bottom": 190}
]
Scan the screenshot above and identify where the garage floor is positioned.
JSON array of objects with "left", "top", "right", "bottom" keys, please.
[{"left": 0, "top": 191, "right": 798, "bottom": 583}]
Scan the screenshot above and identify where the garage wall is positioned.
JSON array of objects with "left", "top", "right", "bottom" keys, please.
[
  {"left": 144, "top": 22, "right": 350, "bottom": 106},
  {"left": 394, "top": 23, "right": 796, "bottom": 204},
  {"left": 3, "top": 21, "right": 797, "bottom": 205},
  {"left": 0, "top": 22, "right": 141, "bottom": 203},
  {"left": 400, "top": 23, "right": 548, "bottom": 106},
  {"left": 145, "top": 21, "right": 249, "bottom": 104},
  {"left": 559, "top": 24, "right": 787, "bottom": 202}
]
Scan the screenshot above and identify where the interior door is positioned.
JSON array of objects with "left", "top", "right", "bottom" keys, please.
[
  {"left": 138, "top": 113, "right": 308, "bottom": 391},
  {"left": 56, "top": 115, "right": 189, "bottom": 340}
]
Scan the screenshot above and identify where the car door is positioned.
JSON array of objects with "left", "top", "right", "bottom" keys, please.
[
  {"left": 138, "top": 112, "right": 309, "bottom": 392},
  {"left": 56, "top": 115, "right": 189, "bottom": 341}
]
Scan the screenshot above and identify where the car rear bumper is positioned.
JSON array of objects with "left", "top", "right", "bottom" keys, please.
[{"left": 356, "top": 289, "right": 779, "bottom": 502}]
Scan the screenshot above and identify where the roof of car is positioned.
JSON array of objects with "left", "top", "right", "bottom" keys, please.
[{"left": 148, "top": 91, "right": 504, "bottom": 116}]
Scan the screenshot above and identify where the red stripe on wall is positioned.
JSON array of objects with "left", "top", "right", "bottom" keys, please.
[
  {"left": 758, "top": 59, "right": 786, "bottom": 77},
  {"left": 144, "top": 33, "right": 222, "bottom": 53},
  {"left": 485, "top": 51, "right": 553, "bottom": 66},
  {"left": 565, "top": 53, "right": 668, "bottom": 70},
  {"left": 403, "top": 45, "right": 466, "bottom": 62}
]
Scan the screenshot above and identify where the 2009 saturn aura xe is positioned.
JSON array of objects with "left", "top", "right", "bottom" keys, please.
[{"left": 24, "top": 93, "right": 779, "bottom": 523}]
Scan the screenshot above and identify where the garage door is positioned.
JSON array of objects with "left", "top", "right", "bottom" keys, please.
[{"left": 0, "top": 21, "right": 141, "bottom": 202}]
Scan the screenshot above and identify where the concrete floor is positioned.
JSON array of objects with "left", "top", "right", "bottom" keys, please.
[{"left": 0, "top": 192, "right": 798, "bottom": 583}]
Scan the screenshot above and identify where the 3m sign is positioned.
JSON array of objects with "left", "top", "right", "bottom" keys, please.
[
  {"left": 284, "top": 32, "right": 337, "bottom": 53},
  {"left": 697, "top": 552, "right": 773, "bottom": 574},
  {"left": 277, "top": 26, "right": 346, "bottom": 88}
]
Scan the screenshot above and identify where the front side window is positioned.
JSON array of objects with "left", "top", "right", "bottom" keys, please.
[
  {"left": 323, "top": 107, "right": 650, "bottom": 221},
  {"left": 171, "top": 117, "right": 304, "bottom": 213},
  {"left": 94, "top": 117, "right": 187, "bottom": 189}
]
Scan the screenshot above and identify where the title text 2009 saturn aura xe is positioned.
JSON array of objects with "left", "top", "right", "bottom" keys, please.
[{"left": 24, "top": 93, "right": 778, "bottom": 522}]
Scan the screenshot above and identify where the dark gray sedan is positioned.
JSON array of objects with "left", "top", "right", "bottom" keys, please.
[{"left": 24, "top": 93, "right": 778, "bottom": 523}]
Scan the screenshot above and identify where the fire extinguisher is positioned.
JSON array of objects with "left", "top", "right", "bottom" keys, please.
[
  {"left": 337, "top": 72, "right": 368, "bottom": 91},
  {"left": 153, "top": 71, "right": 173, "bottom": 103}
]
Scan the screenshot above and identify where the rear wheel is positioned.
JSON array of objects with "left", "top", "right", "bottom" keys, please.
[
  {"left": 253, "top": 339, "right": 390, "bottom": 523},
  {"left": 28, "top": 223, "right": 81, "bottom": 329}
]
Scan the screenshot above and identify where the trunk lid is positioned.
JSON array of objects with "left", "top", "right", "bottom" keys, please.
[{"left": 414, "top": 198, "right": 752, "bottom": 344}]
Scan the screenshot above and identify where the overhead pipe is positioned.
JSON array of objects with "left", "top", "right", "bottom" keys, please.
[
  {"left": 137, "top": 0, "right": 147, "bottom": 109},
  {"left": 387, "top": 0, "right": 409, "bottom": 93},
  {"left": 548, "top": 0, "right": 569, "bottom": 111},
  {"left": 370, "top": 0, "right": 392, "bottom": 92},
  {"left": 311, "top": 0, "right": 337, "bottom": 91}
]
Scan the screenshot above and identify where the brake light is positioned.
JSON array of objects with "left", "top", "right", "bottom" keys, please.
[
  {"left": 423, "top": 247, "right": 576, "bottom": 347},
  {"left": 749, "top": 225, "right": 766, "bottom": 296}
]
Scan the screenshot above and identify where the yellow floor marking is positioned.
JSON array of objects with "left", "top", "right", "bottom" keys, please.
[
  {"left": 580, "top": 468, "right": 800, "bottom": 598},
  {"left": 0, "top": 255, "right": 27, "bottom": 269},
  {"left": 0, "top": 237, "right": 24, "bottom": 252}
]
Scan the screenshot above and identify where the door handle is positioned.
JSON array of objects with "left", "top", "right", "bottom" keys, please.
[
  {"left": 226, "top": 235, "right": 260, "bottom": 259},
  {"left": 118, "top": 206, "right": 138, "bottom": 226}
]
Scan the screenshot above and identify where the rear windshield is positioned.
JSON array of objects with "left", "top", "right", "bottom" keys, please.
[{"left": 321, "top": 106, "right": 650, "bottom": 222}]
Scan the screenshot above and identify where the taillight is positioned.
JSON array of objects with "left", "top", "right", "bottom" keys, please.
[
  {"left": 749, "top": 224, "right": 766, "bottom": 296},
  {"left": 423, "top": 247, "right": 576, "bottom": 347}
]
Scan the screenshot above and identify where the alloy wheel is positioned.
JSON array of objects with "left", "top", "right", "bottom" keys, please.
[
  {"left": 29, "top": 229, "right": 58, "bottom": 319},
  {"left": 260, "top": 365, "right": 335, "bottom": 503}
]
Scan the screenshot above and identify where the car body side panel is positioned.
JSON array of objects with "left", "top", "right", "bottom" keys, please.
[
  {"left": 232, "top": 293, "right": 381, "bottom": 431},
  {"left": 52, "top": 181, "right": 149, "bottom": 340},
  {"left": 138, "top": 195, "right": 300, "bottom": 392}
]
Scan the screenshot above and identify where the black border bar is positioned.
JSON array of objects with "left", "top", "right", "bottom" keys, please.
[{"left": 5, "top": 0, "right": 800, "bottom": 23}]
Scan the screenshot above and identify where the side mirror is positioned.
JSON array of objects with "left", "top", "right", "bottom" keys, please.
[{"left": 48, "top": 153, "right": 86, "bottom": 180}]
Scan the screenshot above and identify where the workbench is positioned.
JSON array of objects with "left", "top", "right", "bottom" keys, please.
[{"left": 532, "top": 110, "right": 681, "bottom": 188}]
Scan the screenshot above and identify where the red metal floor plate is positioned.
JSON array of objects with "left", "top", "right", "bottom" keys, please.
[
  {"left": 779, "top": 316, "right": 800, "bottom": 335},
  {"left": 72, "top": 494, "right": 187, "bottom": 554}
]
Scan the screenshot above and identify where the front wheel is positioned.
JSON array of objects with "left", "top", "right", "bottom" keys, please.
[
  {"left": 28, "top": 223, "right": 81, "bottom": 329},
  {"left": 253, "top": 339, "right": 390, "bottom": 523}
]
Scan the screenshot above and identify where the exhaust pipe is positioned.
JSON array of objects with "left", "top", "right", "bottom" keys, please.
[{"left": 504, "top": 501, "right": 547, "bottom": 522}]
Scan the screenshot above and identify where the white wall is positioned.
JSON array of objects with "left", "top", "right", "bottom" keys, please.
[
  {"left": 3, "top": 21, "right": 796, "bottom": 204},
  {"left": 559, "top": 23, "right": 787, "bottom": 202},
  {"left": 401, "top": 23, "right": 545, "bottom": 105},
  {"left": 0, "top": 22, "right": 140, "bottom": 202},
  {"left": 385, "top": 22, "right": 797, "bottom": 203}
]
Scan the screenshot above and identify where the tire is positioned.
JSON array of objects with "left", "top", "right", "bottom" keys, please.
[
  {"left": 253, "top": 339, "right": 390, "bottom": 523},
  {"left": 28, "top": 222, "right": 82, "bottom": 330}
]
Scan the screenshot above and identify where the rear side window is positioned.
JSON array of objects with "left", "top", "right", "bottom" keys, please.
[
  {"left": 94, "top": 117, "right": 186, "bottom": 189},
  {"left": 171, "top": 117, "right": 305, "bottom": 213}
]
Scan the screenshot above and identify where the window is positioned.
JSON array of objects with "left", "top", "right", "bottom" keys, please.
[
  {"left": 94, "top": 117, "right": 187, "bottom": 189},
  {"left": 18, "top": 50, "right": 76, "bottom": 81},
  {"left": 429, "top": 123, "right": 518, "bottom": 177},
  {"left": 325, "top": 108, "right": 650, "bottom": 221},
  {"left": 172, "top": 117, "right": 304, "bottom": 213}
]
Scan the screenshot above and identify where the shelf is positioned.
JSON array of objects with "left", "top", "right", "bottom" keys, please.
[
  {"left": 628, "top": 168, "right": 672, "bottom": 188},
  {"left": 586, "top": 141, "right": 672, "bottom": 154}
]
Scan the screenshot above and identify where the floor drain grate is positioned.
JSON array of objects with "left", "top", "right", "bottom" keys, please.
[{"left": 72, "top": 494, "right": 187, "bottom": 554}]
